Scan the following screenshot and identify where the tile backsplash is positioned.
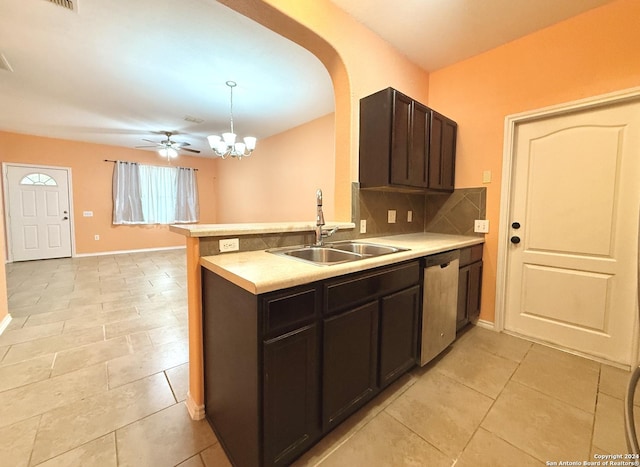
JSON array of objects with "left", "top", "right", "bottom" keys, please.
[
  {"left": 354, "top": 182, "right": 486, "bottom": 238},
  {"left": 199, "top": 184, "right": 486, "bottom": 256}
]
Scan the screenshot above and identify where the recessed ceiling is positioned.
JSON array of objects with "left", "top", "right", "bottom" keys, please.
[
  {"left": 0, "top": 0, "right": 618, "bottom": 155},
  {"left": 0, "top": 0, "right": 334, "bottom": 155}
]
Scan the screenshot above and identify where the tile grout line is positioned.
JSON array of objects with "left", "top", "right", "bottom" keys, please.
[{"left": 457, "top": 341, "right": 550, "bottom": 465}]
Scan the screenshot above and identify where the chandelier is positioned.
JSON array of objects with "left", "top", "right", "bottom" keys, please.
[{"left": 207, "top": 81, "right": 257, "bottom": 159}]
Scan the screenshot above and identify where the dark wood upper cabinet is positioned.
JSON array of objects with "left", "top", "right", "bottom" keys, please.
[
  {"left": 429, "top": 110, "right": 457, "bottom": 192},
  {"left": 359, "top": 87, "right": 456, "bottom": 192}
]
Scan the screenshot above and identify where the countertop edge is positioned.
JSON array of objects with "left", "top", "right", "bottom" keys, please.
[
  {"left": 170, "top": 221, "right": 355, "bottom": 238},
  {"left": 200, "top": 233, "right": 484, "bottom": 295}
]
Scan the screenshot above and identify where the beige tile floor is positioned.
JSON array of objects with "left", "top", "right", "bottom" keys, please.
[{"left": 0, "top": 249, "right": 636, "bottom": 466}]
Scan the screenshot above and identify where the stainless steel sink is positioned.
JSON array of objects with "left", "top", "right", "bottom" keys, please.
[
  {"left": 326, "top": 241, "right": 405, "bottom": 256},
  {"left": 282, "top": 246, "right": 361, "bottom": 265},
  {"left": 268, "top": 241, "right": 408, "bottom": 266}
]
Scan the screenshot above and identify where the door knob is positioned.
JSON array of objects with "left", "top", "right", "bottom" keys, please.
[
  {"left": 510, "top": 236, "right": 521, "bottom": 244},
  {"left": 512, "top": 222, "right": 521, "bottom": 229},
  {"left": 62, "top": 216, "right": 69, "bottom": 220}
]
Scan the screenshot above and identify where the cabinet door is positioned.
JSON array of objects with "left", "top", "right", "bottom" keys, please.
[
  {"left": 391, "top": 95, "right": 430, "bottom": 188},
  {"left": 429, "top": 111, "right": 457, "bottom": 191},
  {"left": 322, "top": 301, "right": 378, "bottom": 431},
  {"left": 409, "top": 102, "right": 430, "bottom": 187},
  {"left": 379, "top": 285, "right": 420, "bottom": 388},
  {"left": 467, "top": 261, "right": 483, "bottom": 323},
  {"left": 390, "top": 92, "right": 413, "bottom": 186},
  {"left": 263, "top": 324, "right": 320, "bottom": 467},
  {"left": 457, "top": 265, "right": 470, "bottom": 331}
]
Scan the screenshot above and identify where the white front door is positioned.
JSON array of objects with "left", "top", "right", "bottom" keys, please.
[
  {"left": 5, "top": 165, "right": 72, "bottom": 261},
  {"left": 504, "top": 100, "right": 640, "bottom": 365}
]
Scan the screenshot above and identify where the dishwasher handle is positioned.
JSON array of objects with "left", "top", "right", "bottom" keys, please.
[{"left": 423, "top": 250, "right": 460, "bottom": 268}]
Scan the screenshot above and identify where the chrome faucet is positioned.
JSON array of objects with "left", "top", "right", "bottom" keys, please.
[{"left": 314, "top": 189, "right": 338, "bottom": 246}]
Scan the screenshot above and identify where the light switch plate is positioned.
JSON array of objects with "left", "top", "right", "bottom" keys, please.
[
  {"left": 407, "top": 210, "right": 413, "bottom": 222},
  {"left": 360, "top": 219, "right": 367, "bottom": 233},
  {"left": 482, "top": 170, "right": 492, "bottom": 184},
  {"left": 474, "top": 219, "right": 489, "bottom": 233},
  {"left": 219, "top": 238, "right": 239, "bottom": 252},
  {"left": 388, "top": 210, "right": 396, "bottom": 224},
  {"left": 83, "top": 211, "right": 93, "bottom": 217}
]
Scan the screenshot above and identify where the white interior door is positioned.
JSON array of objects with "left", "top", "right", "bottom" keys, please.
[
  {"left": 5, "top": 165, "right": 72, "bottom": 261},
  {"left": 504, "top": 100, "right": 640, "bottom": 365}
]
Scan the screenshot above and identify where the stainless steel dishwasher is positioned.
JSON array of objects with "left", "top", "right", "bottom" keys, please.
[{"left": 420, "top": 250, "right": 460, "bottom": 366}]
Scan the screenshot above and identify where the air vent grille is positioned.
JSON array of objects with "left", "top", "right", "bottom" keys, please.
[{"left": 44, "top": 0, "right": 76, "bottom": 12}]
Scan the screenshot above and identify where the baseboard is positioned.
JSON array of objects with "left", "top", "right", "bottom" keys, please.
[
  {"left": 186, "top": 391, "right": 205, "bottom": 420},
  {"left": 474, "top": 318, "right": 495, "bottom": 331},
  {"left": 73, "top": 245, "right": 186, "bottom": 258},
  {"left": 0, "top": 313, "right": 12, "bottom": 336}
]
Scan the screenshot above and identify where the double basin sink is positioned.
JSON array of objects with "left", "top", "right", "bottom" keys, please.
[{"left": 268, "top": 241, "right": 408, "bottom": 266}]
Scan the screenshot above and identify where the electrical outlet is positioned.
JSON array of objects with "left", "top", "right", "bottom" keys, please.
[
  {"left": 83, "top": 211, "right": 93, "bottom": 217},
  {"left": 94, "top": 234, "right": 100, "bottom": 240},
  {"left": 407, "top": 210, "right": 413, "bottom": 222},
  {"left": 474, "top": 219, "right": 490, "bottom": 233},
  {"left": 388, "top": 210, "right": 396, "bottom": 224},
  {"left": 219, "top": 238, "right": 239, "bottom": 252},
  {"left": 482, "top": 170, "right": 492, "bottom": 184},
  {"left": 360, "top": 219, "right": 367, "bottom": 234}
]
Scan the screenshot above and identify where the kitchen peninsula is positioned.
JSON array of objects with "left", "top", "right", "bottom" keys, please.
[{"left": 171, "top": 222, "right": 483, "bottom": 467}]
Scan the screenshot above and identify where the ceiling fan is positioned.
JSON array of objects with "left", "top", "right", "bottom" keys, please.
[{"left": 136, "top": 131, "right": 201, "bottom": 158}]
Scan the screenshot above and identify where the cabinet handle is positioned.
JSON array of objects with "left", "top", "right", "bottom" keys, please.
[{"left": 440, "top": 262, "right": 450, "bottom": 269}]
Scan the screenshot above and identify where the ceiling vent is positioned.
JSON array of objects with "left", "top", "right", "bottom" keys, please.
[{"left": 44, "top": 0, "right": 77, "bottom": 12}]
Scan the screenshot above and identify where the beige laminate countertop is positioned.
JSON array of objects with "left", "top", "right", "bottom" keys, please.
[
  {"left": 170, "top": 221, "right": 355, "bottom": 238},
  {"left": 200, "top": 232, "right": 484, "bottom": 295}
]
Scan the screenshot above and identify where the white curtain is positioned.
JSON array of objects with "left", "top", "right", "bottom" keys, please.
[
  {"left": 138, "top": 164, "right": 177, "bottom": 224},
  {"left": 175, "top": 167, "right": 199, "bottom": 223},
  {"left": 112, "top": 161, "right": 144, "bottom": 224},
  {"left": 112, "top": 161, "right": 199, "bottom": 224}
]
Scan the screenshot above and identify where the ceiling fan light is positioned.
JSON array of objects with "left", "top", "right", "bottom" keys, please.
[
  {"left": 207, "top": 135, "right": 221, "bottom": 149},
  {"left": 244, "top": 137, "right": 257, "bottom": 151},
  {"left": 158, "top": 148, "right": 168, "bottom": 157},
  {"left": 222, "top": 132, "right": 236, "bottom": 145},
  {"left": 167, "top": 147, "right": 178, "bottom": 158}
]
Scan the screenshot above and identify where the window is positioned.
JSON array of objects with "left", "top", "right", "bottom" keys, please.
[
  {"left": 20, "top": 173, "right": 57, "bottom": 186},
  {"left": 112, "top": 161, "right": 199, "bottom": 225}
]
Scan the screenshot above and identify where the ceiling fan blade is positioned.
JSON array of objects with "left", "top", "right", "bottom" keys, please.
[
  {"left": 141, "top": 139, "right": 164, "bottom": 146},
  {"left": 151, "top": 130, "right": 181, "bottom": 136},
  {"left": 181, "top": 147, "right": 201, "bottom": 154},
  {"left": 173, "top": 141, "right": 191, "bottom": 147},
  {"left": 135, "top": 145, "right": 160, "bottom": 148}
]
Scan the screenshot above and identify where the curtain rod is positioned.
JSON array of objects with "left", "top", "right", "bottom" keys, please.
[{"left": 103, "top": 159, "right": 198, "bottom": 171}]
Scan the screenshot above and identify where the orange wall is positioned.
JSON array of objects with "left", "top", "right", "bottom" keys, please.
[
  {"left": 215, "top": 113, "right": 335, "bottom": 223},
  {"left": 0, "top": 131, "right": 218, "bottom": 255},
  {"left": 427, "top": 0, "right": 640, "bottom": 322}
]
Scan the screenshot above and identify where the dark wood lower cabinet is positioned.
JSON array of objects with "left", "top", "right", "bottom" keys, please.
[
  {"left": 322, "top": 301, "right": 378, "bottom": 430},
  {"left": 456, "top": 245, "right": 484, "bottom": 331},
  {"left": 263, "top": 324, "right": 320, "bottom": 467},
  {"left": 379, "top": 285, "right": 420, "bottom": 388},
  {"left": 202, "top": 259, "right": 423, "bottom": 467}
]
